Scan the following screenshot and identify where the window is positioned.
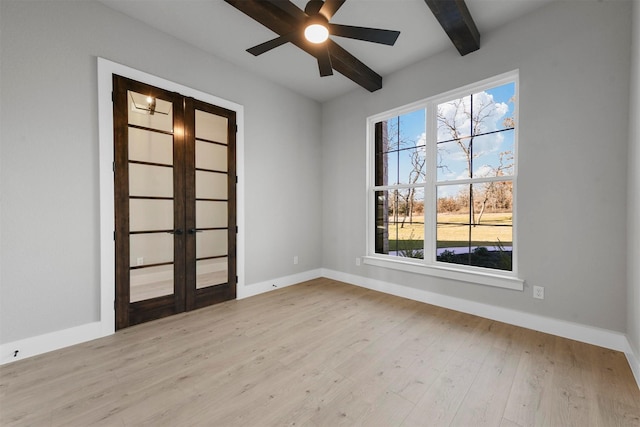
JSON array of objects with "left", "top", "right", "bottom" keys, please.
[{"left": 366, "top": 71, "right": 522, "bottom": 289}]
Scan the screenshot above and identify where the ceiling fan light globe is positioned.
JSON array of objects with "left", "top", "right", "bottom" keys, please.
[{"left": 305, "top": 24, "right": 329, "bottom": 43}]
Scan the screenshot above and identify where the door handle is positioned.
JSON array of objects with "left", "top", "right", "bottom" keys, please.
[
  {"left": 188, "top": 228, "right": 203, "bottom": 234},
  {"left": 167, "top": 229, "right": 183, "bottom": 235}
]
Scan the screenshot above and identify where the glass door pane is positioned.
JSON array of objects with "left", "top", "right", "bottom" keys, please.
[
  {"left": 127, "top": 89, "right": 175, "bottom": 302},
  {"left": 194, "top": 109, "right": 228, "bottom": 289}
]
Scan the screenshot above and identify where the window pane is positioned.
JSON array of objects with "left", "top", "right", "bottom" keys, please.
[
  {"left": 398, "top": 147, "right": 426, "bottom": 185},
  {"left": 437, "top": 184, "right": 471, "bottom": 264},
  {"left": 130, "top": 199, "right": 173, "bottom": 232},
  {"left": 196, "top": 171, "right": 227, "bottom": 199},
  {"left": 129, "top": 163, "right": 173, "bottom": 198},
  {"left": 128, "top": 91, "right": 173, "bottom": 133},
  {"left": 472, "top": 130, "right": 515, "bottom": 178},
  {"left": 128, "top": 127, "right": 173, "bottom": 166},
  {"left": 130, "top": 233, "right": 173, "bottom": 266},
  {"left": 196, "top": 200, "right": 227, "bottom": 229},
  {"left": 197, "top": 258, "right": 227, "bottom": 289},
  {"left": 473, "top": 82, "right": 516, "bottom": 134},
  {"left": 472, "top": 181, "right": 513, "bottom": 224},
  {"left": 130, "top": 265, "right": 173, "bottom": 303},
  {"left": 196, "top": 230, "right": 227, "bottom": 259},
  {"left": 196, "top": 141, "right": 227, "bottom": 172},
  {"left": 376, "top": 150, "right": 398, "bottom": 186},
  {"left": 376, "top": 110, "right": 426, "bottom": 186},
  {"left": 374, "top": 190, "right": 390, "bottom": 254},
  {"left": 470, "top": 226, "right": 513, "bottom": 271},
  {"left": 437, "top": 139, "right": 471, "bottom": 181},
  {"left": 195, "top": 110, "right": 228, "bottom": 143},
  {"left": 437, "top": 95, "right": 472, "bottom": 143},
  {"left": 375, "top": 189, "right": 424, "bottom": 259}
]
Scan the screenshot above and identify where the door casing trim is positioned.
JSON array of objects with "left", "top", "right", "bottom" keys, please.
[{"left": 98, "top": 57, "right": 245, "bottom": 336}]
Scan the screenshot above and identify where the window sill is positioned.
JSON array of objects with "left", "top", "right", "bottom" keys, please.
[{"left": 362, "top": 256, "right": 524, "bottom": 291}]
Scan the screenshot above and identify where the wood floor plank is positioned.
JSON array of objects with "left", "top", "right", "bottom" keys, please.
[
  {"left": 400, "top": 354, "right": 483, "bottom": 427},
  {"left": 449, "top": 347, "right": 520, "bottom": 426},
  {"left": 1, "top": 278, "right": 638, "bottom": 427}
]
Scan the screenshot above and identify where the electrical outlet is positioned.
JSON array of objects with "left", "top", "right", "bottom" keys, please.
[
  {"left": 355, "top": 257, "right": 361, "bottom": 266},
  {"left": 533, "top": 285, "right": 544, "bottom": 299},
  {"left": 136, "top": 257, "right": 144, "bottom": 266},
  {"left": 293, "top": 256, "right": 298, "bottom": 265}
]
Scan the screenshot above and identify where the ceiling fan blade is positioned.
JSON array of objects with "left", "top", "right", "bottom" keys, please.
[
  {"left": 319, "top": 0, "right": 346, "bottom": 20},
  {"left": 247, "top": 33, "right": 295, "bottom": 56},
  {"left": 316, "top": 48, "right": 333, "bottom": 76},
  {"left": 247, "top": 32, "right": 296, "bottom": 56},
  {"left": 329, "top": 24, "right": 400, "bottom": 46}
]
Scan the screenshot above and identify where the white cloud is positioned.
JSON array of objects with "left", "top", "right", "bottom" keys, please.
[
  {"left": 473, "top": 132, "right": 504, "bottom": 157},
  {"left": 474, "top": 164, "right": 495, "bottom": 178},
  {"left": 456, "top": 169, "right": 471, "bottom": 180},
  {"left": 437, "top": 91, "right": 509, "bottom": 143}
]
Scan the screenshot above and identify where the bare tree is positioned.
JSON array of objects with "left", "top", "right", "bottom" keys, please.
[
  {"left": 475, "top": 150, "right": 514, "bottom": 224},
  {"left": 437, "top": 95, "right": 510, "bottom": 225},
  {"left": 384, "top": 118, "right": 426, "bottom": 228}
]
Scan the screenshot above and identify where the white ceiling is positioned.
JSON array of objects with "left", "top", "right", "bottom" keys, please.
[{"left": 99, "top": 0, "right": 557, "bottom": 102}]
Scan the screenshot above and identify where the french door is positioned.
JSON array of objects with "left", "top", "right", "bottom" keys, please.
[{"left": 113, "top": 75, "right": 236, "bottom": 330}]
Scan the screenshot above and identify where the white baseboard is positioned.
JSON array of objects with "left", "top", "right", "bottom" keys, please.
[
  {"left": 237, "top": 269, "right": 323, "bottom": 299},
  {"left": 626, "top": 346, "right": 640, "bottom": 389},
  {"left": 0, "top": 322, "right": 110, "bottom": 365}
]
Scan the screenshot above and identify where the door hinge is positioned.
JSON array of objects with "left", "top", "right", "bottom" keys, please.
[
  {"left": 235, "top": 226, "right": 238, "bottom": 233},
  {"left": 114, "top": 300, "right": 116, "bottom": 309},
  {"left": 235, "top": 124, "right": 238, "bottom": 133},
  {"left": 113, "top": 231, "right": 116, "bottom": 241},
  {"left": 111, "top": 92, "right": 114, "bottom": 102},
  {"left": 112, "top": 161, "right": 115, "bottom": 172},
  {"left": 236, "top": 275, "right": 238, "bottom": 283}
]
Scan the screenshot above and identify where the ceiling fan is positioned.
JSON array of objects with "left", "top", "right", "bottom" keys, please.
[{"left": 225, "top": 0, "right": 400, "bottom": 80}]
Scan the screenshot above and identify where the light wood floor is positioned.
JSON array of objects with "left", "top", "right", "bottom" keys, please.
[{"left": 1, "top": 278, "right": 639, "bottom": 426}]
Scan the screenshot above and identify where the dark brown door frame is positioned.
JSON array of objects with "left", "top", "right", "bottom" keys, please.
[{"left": 113, "top": 75, "right": 236, "bottom": 330}]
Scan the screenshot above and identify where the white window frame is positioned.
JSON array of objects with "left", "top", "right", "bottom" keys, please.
[{"left": 364, "top": 70, "right": 524, "bottom": 291}]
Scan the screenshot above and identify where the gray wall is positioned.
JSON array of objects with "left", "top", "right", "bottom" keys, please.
[
  {"left": 0, "top": 0, "right": 322, "bottom": 344},
  {"left": 628, "top": 0, "right": 640, "bottom": 358},
  {"left": 321, "top": 1, "right": 632, "bottom": 332}
]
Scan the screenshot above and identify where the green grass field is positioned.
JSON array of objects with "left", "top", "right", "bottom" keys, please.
[{"left": 385, "top": 212, "right": 512, "bottom": 249}]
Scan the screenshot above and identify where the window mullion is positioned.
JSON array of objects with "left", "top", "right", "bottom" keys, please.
[{"left": 425, "top": 103, "right": 437, "bottom": 265}]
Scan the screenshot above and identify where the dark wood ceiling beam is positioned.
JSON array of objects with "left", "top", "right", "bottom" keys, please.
[
  {"left": 424, "top": 0, "right": 480, "bottom": 56},
  {"left": 224, "top": 0, "right": 383, "bottom": 92}
]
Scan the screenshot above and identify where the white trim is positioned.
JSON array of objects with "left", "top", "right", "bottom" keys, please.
[
  {"left": 626, "top": 347, "right": 640, "bottom": 390},
  {"left": 321, "top": 268, "right": 634, "bottom": 359},
  {"left": 97, "top": 57, "right": 245, "bottom": 334},
  {"left": 0, "top": 322, "right": 108, "bottom": 365},
  {"left": 236, "top": 269, "right": 323, "bottom": 299}
]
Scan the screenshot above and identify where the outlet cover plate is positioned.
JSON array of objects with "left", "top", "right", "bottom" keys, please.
[{"left": 533, "top": 285, "right": 544, "bottom": 299}]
